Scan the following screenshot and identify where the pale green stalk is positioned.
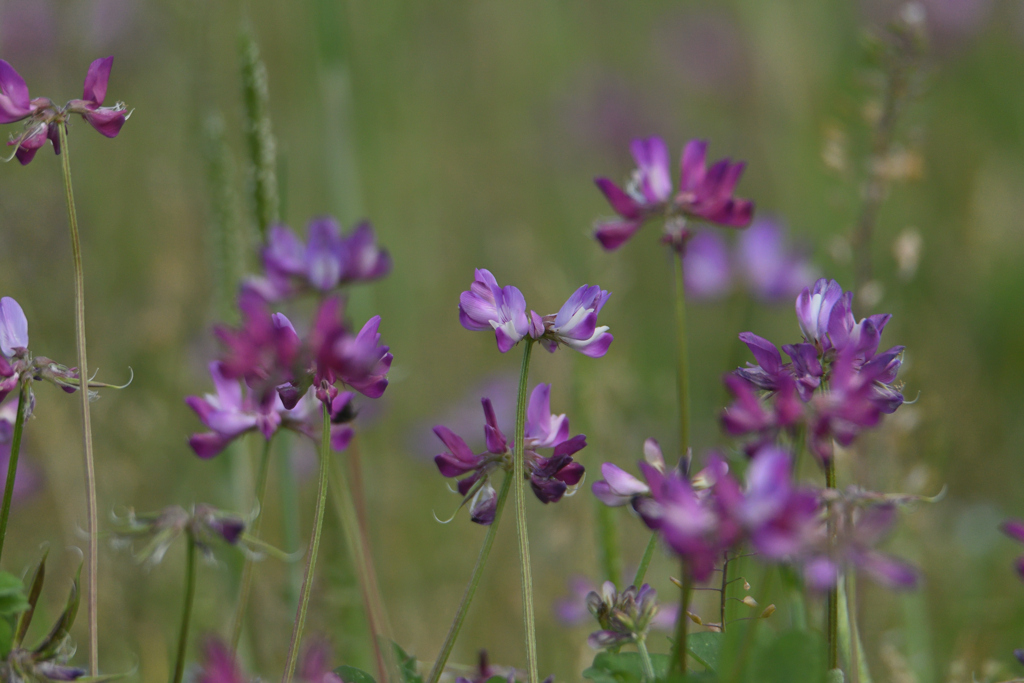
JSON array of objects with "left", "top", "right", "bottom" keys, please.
[
  {"left": 172, "top": 535, "right": 198, "bottom": 683},
  {"left": 426, "top": 474, "right": 513, "bottom": 683},
  {"left": 826, "top": 459, "right": 839, "bottom": 671},
  {"left": 0, "top": 381, "right": 29, "bottom": 563},
  {"left": 56, "top": 121, "right": 99, "bottom": 675},
  {"left": 282, "top": 404, "right": 332, "bottom": 683},
  {"left": 230, "top": 438, "right": 273, "bottom": 652},
  {"left": 632, "top": 535, "right": 658, "bottom": 588},
  {"left": 670, "top": 566, "right": 692, "bottom": 674},
  {"left": 672, "top": 253, "right": 691, "bottom": 458},
  {"left": 636, "top": 639, "right": 655, "bottom": 682},
  {"left": 511, "top": 342, "right": 538, "bottom": 683}
]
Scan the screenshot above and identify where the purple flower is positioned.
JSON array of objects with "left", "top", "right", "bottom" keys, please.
[
  {"left": 682, "top": 231, "right": 732, "bottom": 300},
  {"left": 737, "top": 218, "right": 816, "bottom": 302},
  {"left": 594, "top": 137, "right": 753, "bottom": 251},
  {"left": 250, "top": 218, "right": 392, "bottom": 300},
  {"left": 592, "top": 438, "right": 665, "bottom": 506},
  {"left": 4, "top": 57, "right": 128, "bottom": 165},
  {"left": 0, "top": 296, "right": 29, "bottom": 359},
  {"left": 1000, "top": 518, "right": 1024, "bottom": 579},
  {"left": 298, "top": 638, "right": 344, "bottom": 683},
  {"left": 555, "top": 575, "right": 679, "bottom": 631},
  {"left": 459, "top": 269, "right": 531, "bottom": 353},
  {"left": 586, "top": 582, "right": 663, "bottom": 649},
  {"left": 720, "top": 374, "right": 802, "bottom": 455},
  {"left": 801, "top": 502, "right": 918, "bottom": 591},
  {"left": 307, "top": 296, "right": 392, "bottom": 401},
  {"left": 215, "top": 289, "right": 301, "bottom": 399},
  {"left": 434, "top": 384, "right": 587, "bottom": 523},
  {"left": 535, "top": 285, "right": 613, "bottom": 358},
  {"left": 187, "top": 361, "right": 355, "bottom": 459},
  {"left": 795, "top": 279, "right": 845, "bottom": 349},
  {"left": 197, "top": 639, "right": 248, "bottom": 683}
]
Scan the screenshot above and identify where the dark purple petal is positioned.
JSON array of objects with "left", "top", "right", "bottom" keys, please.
[
  {"left": 469, "top": 482, "right": 498, "bottom": 525},
  {"left": 594, "top": 177, "right": 643, "bottom": 219},
  {"left": 0, "top": 59, "right": 31, "bottom": 123},
  {"left": 189, "top": 432, "right": 235, "bottom": 459},
  {"left": 738, "top": 332, "right": 783, "bottom": 376},
  {"left": 81, "top": 106, "right": 125, "bottom": 137},
  {"left": 594, "top": 218, "right": 643, "bottom": 251}
]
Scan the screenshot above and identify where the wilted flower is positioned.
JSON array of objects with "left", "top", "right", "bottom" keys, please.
[
  {"left": 586, "top": 582, "right": 662, "bottom": 649},
  {"left": 3, "top": 56, "right": 128, "bottom": 165},
  {"left": 246, "top": 217, "right": 391, "bottom": 301},
  {"left": 459, "top": 270, "right": 613, "bottom": 357},
  {"left": 593, "top": 136, "right": 753, "bottom": 251},
  {"left": 434, "top": 384, "right": 587, "bottom": 524},
  {"left": 111, "top": 504, "right": 253, "bottom": 566}
]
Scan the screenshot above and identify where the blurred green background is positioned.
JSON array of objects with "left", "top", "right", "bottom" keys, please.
[{"left": 2, "top": 0, "right": 1024, "bottom": 681}]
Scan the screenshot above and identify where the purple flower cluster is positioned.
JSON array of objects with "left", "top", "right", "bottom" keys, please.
[
  {"left": 1, "top": 56, "right": 128, "bottom": 165},
  {"left": 593, "top": 136, "right": 753, "bottom": 251},
  {"left": 188, "top": 291, "right": 389, "bottom": 458},
  {"left": 723, "top": 278, "right": 905, "bottom": 463},
  {"left": 682, "top": 219, "right": 817, "bottom": 302},
  {"left": 433, "top": 384, "right": 586, "bottom": 524},
  {"left": 243, "top": 217, "right": 391, "bottom": 301},
  {"left": 458, "top": 269, "right": 613, "bottom": 357},
  {"left": 585, "top": 581, "right": 663, "bottom": 649}
]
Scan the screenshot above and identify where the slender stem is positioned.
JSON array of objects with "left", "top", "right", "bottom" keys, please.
[
  {"left": 278, "top": 433, "right": 301, "bottom": 613},
  {"left": 329, "top": 438, "right": 393, "bottom": 683},
  {"left": 230, "top": 437, "right": 273, "bottom": 653},
  {"left": 172, "top": 535, "right": 198, "bottom": 683},
  {"left": 632, "top": 534, "right": 658, "bottom": 588},
  {"left": 511, "top": 341, "right": 538, "bottom": 683},
  {"left": 595, "top": 500, "right": 621, "bottom": 587},
  {"left": 672, "top": 253, "right": 691, "bottom": 458},
  {"left": 636, "top": 639, "right": 655, "bottom": 683},
  {"left": 282, "top": 403, "right": 332, "bottom": 683},
  {"left": 57, "top": 121, "right": 99, "bottom": 676},
  {"left": 426, "top": 474, "right": 513, "bottom": 683},
  {"left": 826, "top": 458, "right": 838, "bottom": 671},
  {"left": 0, "top": 381, "right": 29, "bottom": 563},
  {"left": 719, "top": 552, "right": 730, "bottom": 632},
  {"left": 670, "top": 564, "right": 692, "bottom": 675}
]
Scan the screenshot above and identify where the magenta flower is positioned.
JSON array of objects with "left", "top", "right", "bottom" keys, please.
[
  {"left": 459, "top": 269, "right": 530, "bottom": 353},
  {"left": 305, "top": 295, "right": 392, "bottom": 402},
  {"left": 214, "top": 289, "right": 301, "bottom": 400},
  {"left": 196, "top": 639, "right": 248, "bottom": 683},
  {"left": 434, "top": 384, "right": 587, "bottom": 524},
  {"left": 594, "top": 136, "right": 753, "bottom": 251},
  {"left": 248, "top": 217, "right": 391, "bottom": 300},
  {"left": 3, "top": 56, "right": 128, "bottom": 165},
  {"left": 298, "top": 638, "right": 344, "bottom": 683}
]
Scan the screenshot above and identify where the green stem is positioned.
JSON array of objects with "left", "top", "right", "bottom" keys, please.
[
  {"left": 720, "top": 552, "right": 730, "bottom": 632},
  {"left": 636, "top": 639, "right": 655, "bottom": 683},
  {"left": 172, "top": 535, "right": 198, "bottom": 683},
  {"left": 845, "top": 571, "right": 872, "bottom": 683},
  {"left": 632, "top": 535, "right": 658, "bottom": 588},
  {"left": 673, "top": 252, "right": 691, "bottom": 459},
  {"left": 670, "top": 564, "right": 692, "bottom": 675},
  {"left": 426, "top": 474, "right": 513, "bottom": 683},
  {"left": 230, "top": 437, "right": 273, "bottom": 653},
  {"left": 0, "top": 381, "right": 29, "bottom": 563},
  {"left": 826, "top": 458, "right": 838, "bottom": 671},
  {"left": 57, "top": 121, "right": 99, "bottom": 676},
  {"left": 329, "top": 439, "right": 393, "bottom": 683},
  {"left": 282, "top": 403, "right": 332, "bottom": 683},
  {"left": 278, "top": 433, "right": 302, "bottom": 614},
  {"left": 512, "top": 341, "right": 538, "bottom": 683},
  {"left": 595, "top": 500, "right": 621, "bottom": 587}
]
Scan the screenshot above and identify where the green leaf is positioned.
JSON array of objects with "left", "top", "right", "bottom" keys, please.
[
  {"left": 392, "top": 642, "right": 424, "bottom": 683},
  {"left": 0, "top": 615, "right": 14, "bottom": 658},
  {"left": 0, "top": 572, "right": 29, "bottom": 617},
  {"left": 16, "top": 547, "right": 48, "bottom": 646},
  {"left": 333, "top": 665, "right": 377, "bottom": 683},
  {"left": 482, "top": 678, "right": 509, "bottom": 683},
  {"left": 750, "top": 630, "right": 827, "bottom": 683},
  {"left": 583, "top": 651, "right": 670, "bottom": 683},
  {"left": 33, "top": 562, "right": 81, "bottom": 659},
  {"left": 686, "top": 632, "right": 723, "bottom": 672}
]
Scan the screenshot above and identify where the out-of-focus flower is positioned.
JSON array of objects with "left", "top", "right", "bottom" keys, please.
[
  {"left": 736, "top": 218, "right": 817, "bottom": 302},
  {"left": 3, "top": 57, "right": 129, "bottom": 165},
  {"left": 186, "top": 362, "right": 354, "bottom": 459},
  {"left": 594, "top": 137, "right": 753, "bottom": 251},
  {"left": 999, "top": 518, "right": 1024, "bottom": 580},
  {"left": 720, "top": 374, "right": 802, "bottom": 455},
  {"left": 459, "top": 269, "right": 531, "bottom": 353},
  {"left": 196, "top": 639, "right": 248, "bottom": 683},
  {"left": 682, "top": 231, "right": 731, "bottom": 300},
  {"left": 298, "top": 638, "right": 343, "bottom": 683},
  {"left": 434, "top": 385, "right": 587, "bottom": 524},
  {"left": 801, "top": 501, "right": 917, "bottom": 591},
  {"left": 215, "top": 289, "right": 300, "bottom": 399},
  {"left": 111, "top": 503, "right": 253, "bottom": 566},
  {"left": 555, "top": 574, "right": 680, "bottom": 631},
  {"left": 455, "top": 651, "right": 515, "bottom": 683},
  {"left": 246, "top": 218, "right": 391, "bottom": 301},
  {"left": 586, "top": 582, "right": 663, "bottom": 649}
]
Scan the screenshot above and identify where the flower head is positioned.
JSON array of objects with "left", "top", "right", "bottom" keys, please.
[
  {"left": 459, "top": 269, "right": 531, "bottom": 353},
  {"left": 594, "top": 137, "right": 753, "bottom": 251},
  {"left": 534, "top": 285, "right": 613, "bottom": 358},
  {"left": 4, "top": 57, "right": 128, "bottom": 165},
  {"left": 586, "top": 582, "right": 663, "bottom": 649},
  {"left": 111, "top": 503, "right": 253, "bottom": 566}
]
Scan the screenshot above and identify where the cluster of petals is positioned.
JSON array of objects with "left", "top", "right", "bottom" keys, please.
[
  {"left": 458, "top": 269, "right": 613, "bottom": 358},
  {"left": 186, "top": 361, "right": 354, "bottom": 459},
  {"left": 111, "top": 503, "right": 249, "bottom": 567},
  {"left": 244, "top": 217, "right": 391, "bottom": 301},
  {"left": 555, "top": 574, "right": 679, "bottom": 633},
  {"left": 1, "top": 57, "right": 128, "bottom": 165},
  {"left": 213, "top": 291, "right": 391, "bottom": 415},
  {"left": 724, "top": 278, "right": 905, "bottom": 462},
  {"left": 594, "top": 443, "right": 820, "bottom": 581},
  {"left": 585, "top": 581, "right": 662, "bottom": 649},
  {"left": 682, "top": 219, "right": 816, "bottom": 302},
  {"left": 593, "top": 136, "right": 753, "bottom": 251},
  {"left": 433, "top": 384, "right": 586, "bottom": 524}
]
